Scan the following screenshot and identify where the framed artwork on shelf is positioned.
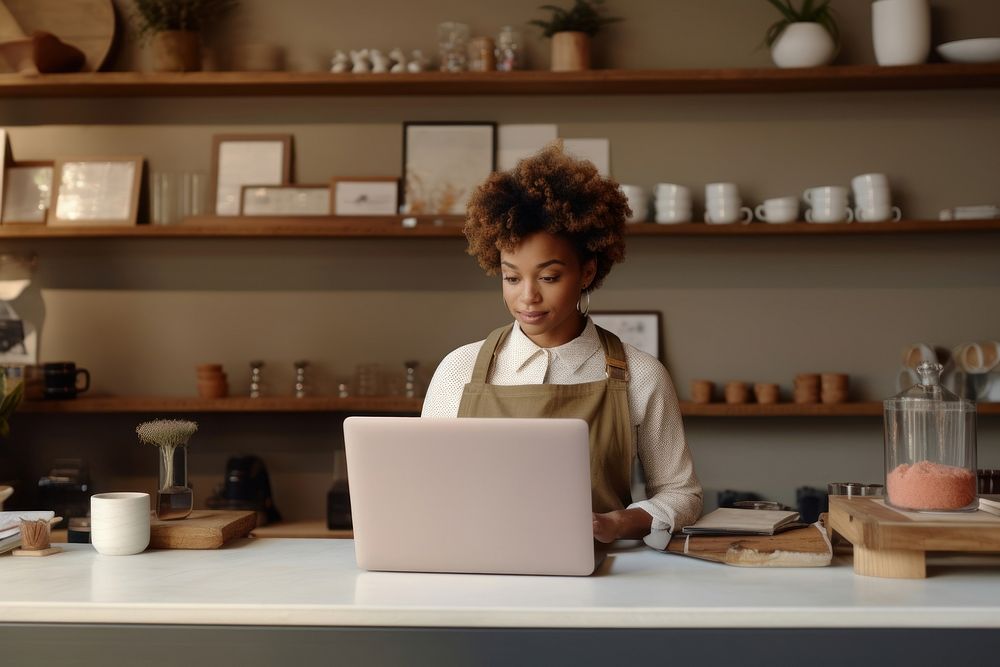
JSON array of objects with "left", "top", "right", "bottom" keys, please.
[
  {"left": 1, "top": 161, "right": 54, "bottom": 224},
  {"left": 211, "top": 134, "right": 293, "bottom": 216},
  {"left": 590, "top": 311, "right": 663, "bottom": 361},
  {"left": 331, "top": 177, "right": 399, "bottom": 216},
  {"left": 48, "top": 156, "right": 144, "bottom": 227},
  {"left": 402, "top": 122, "right": 495, "bottom": 215},
  {"left": 240, "top": 184, "right": 330, "bottom": 216}
]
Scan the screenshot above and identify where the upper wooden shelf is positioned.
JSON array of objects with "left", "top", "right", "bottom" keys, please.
[
  {"left": 2, "top": 216, "right": 999, "bottom": 239},
  {"left": 16, "top": 396, "right": 1000, "bottom": 417},
  {"left": 1, "top": 64, "right": 999, "bottom": 99}
]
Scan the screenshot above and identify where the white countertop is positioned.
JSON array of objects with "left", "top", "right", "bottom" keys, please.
[{"left": 1, "top": 539, "right": 998, "bottom": 628}]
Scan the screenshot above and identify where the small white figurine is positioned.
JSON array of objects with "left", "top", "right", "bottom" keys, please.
[
  {"left": 370, "top": 49, "right": 390, "bottom": 73},
  {"left": 330, "top": 50, "right": 349, "bottom": 73},
  {"left": 388, "top": 48, "right": 407, "bottom": 73},
  {"left": 406, "top": 49, "right": 429, "bottom": 73},
  {"left": 350, "top": 48, "right": 371, "bottom": 73}
]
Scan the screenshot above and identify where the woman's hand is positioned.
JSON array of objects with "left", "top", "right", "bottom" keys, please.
[{"left": 593, "top": 508, "right": 654, "bottom": 543}]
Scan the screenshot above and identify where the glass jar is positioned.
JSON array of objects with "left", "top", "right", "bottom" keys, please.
[
  {"left": 495, "top": 25, "right": 522, "bottom": 71},
  {"left": 437, "top": 21, "right": 469, "bottom": 72},
  {"left": 157, "top": 442, "right": 193, "bottom": 520},
  {"left": 883, "top": 361, "right": 977, "bottom": 512}
]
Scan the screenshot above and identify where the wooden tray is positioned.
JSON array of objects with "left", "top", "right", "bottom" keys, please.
[
  {"left": 150, "top": 510, "right": 256, "bottom": 549},
  {"left": 665, "top": 520, "right": 832, "bottom": 567},
  {"left": 828, "top": 496, "right": 1000, "bottom": 579}
]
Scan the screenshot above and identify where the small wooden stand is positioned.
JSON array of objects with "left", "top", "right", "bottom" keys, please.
[
  {"left": 829, "top": 496, "right": 1000, "bottom": 579},
  {"left": 12, "top": 546, "right": 62, "bottom": 557}
]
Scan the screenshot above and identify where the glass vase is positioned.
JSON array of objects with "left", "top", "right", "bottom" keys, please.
[{"left": 157, "top": 443, "right": 193, "bottom": 520}]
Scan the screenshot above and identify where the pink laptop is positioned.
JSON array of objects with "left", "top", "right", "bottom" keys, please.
[{"left": 344, "top": 416, "right": 601, "bottom": 576}]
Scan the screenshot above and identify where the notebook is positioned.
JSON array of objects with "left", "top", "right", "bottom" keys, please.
[
  {"left": 681, "top": 508, "right": 805, "bottom": 536},
  {"left": 979, "top": 495, "right": 1000, "bottom": 517},
  {"left": 343, "top": 416, "right": 603, "bottom": 576}
]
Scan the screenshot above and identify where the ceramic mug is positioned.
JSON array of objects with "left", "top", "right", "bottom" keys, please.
[
  {"left": 705, "top": 182, "right": 740, "bottom": 200},
  {"left": 655, "top": 205, "right": 693, "bottom": 224},
  {"left": 705, "top": 203, "right": 753, "bottom": 224},
  {"left": 755, "top": 196, "right": 799, "bottom": 224},
  {"left": 620, "top": 185, "right": 648, "bottom": 223},
  {"left": 90, "top": 492, "right": 151, "bottom": 556},
  {"left": 802, "top": 186, "right": 849, "bottom": 206},
  {"left": 855, "top": 204, "right": 902, "bottom": 222},
  {"left": 806, "top": 206, "right": 854, "bottom": 223},
  {"left": 872, "top": 0, "right": 931, "bottom": 66}
]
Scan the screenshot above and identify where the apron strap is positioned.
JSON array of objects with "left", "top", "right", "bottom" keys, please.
[
  {"left": 595, "top": 325, "right": 629, "bottom": 383},
  {"left": 469, "top": 324, "right": 513, "bottom": 385}
]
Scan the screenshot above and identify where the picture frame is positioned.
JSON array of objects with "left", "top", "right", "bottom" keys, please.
[
  {"left": 211, "top": 134, "right": 293, "bottom": 216},
  {"left": 330, "top": 177, "right": 399, "bottom": 216},
  {"left": 402, "top": 122, "right": 496, "bottom": 215},
  {"left": 240, "top": 184, "right": 331, "bottom": 216},
  {"left": 1, "top": 160, "right": 54, "bottom": 224},
  {"left": 48, "top": 156, "right": 144, "bottom": 227},
  {"left": 590, "top": 311, "right": 663, "bottom": 361}
]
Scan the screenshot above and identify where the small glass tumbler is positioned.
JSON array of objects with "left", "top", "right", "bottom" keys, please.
[
  {"left": 495, "top": 26, "right": 523, "bottom": 71},
  {"left": 157, "top": 443, "right": 193, "bottom": 520}
]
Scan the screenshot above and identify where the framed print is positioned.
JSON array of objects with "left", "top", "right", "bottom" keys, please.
[
  {"left": 402, "top": 122, "right": 496, "bottom": 215},
  {"left": 590, "top": 311, "right": 663, "bottom": 361},
  {"left": 211, "top": 134, "right": 293, "bottom": 216},
  {"left": 49, "top": 156, "right": 143, "bottom": 227},
  {"left": 2, "top": 161, "right": 53, "bottom": 224},
  {"left": 331, "top": 177, "right": 399, "bottom": 216},
  {"left": 240, "top": 184, "right": 330, "bottom": 216}
]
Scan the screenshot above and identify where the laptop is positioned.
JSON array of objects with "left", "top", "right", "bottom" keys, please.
[{"left": 343, "top": 416, "right": 602, "bottom": 576}]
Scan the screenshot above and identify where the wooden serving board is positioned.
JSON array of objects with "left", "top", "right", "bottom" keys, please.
[
  {"left": 150, "top": 510, "right": 256, "bottom": 549},
  {"left": 0, "top": 0, "right": 116, "bottom": 72},
  {"left": 666, "top": 521, "right": 832, "bottom": 567},
  {"left": 828, "top": 496, "right": 1000, "bottom": 579}
]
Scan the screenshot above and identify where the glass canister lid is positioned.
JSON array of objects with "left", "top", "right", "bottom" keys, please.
[{"left": 886, "top": 361, "right": 972, "bottom": 410}]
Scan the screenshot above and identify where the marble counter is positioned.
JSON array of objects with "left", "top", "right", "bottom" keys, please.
[{"left": 1, "top": 539, "right": 998, "bottom": 629}]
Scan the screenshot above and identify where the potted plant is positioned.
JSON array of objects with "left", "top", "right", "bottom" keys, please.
[
  {"left": 131, "top": 0, "right": 239, "bottom": 72},
  {"left": 764, "top": 0, "right": 840, "bottom": 68},
  {"left": 530, "top": 0, "right": 621, "bottom": 72}
]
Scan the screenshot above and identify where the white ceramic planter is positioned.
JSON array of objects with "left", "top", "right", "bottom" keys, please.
[
  {"left": 91, "top": 492, "right": 150, "bottom": 556},
  {"left": 872, "top": 0, "right": 931, "bottom": 66},
  {"left": 770, "top": 23, "right": 836, "bottom": 68}
]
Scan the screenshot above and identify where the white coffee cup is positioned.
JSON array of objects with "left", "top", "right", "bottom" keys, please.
[
  {"left": 755, "top": 196, "right": 799, "bottom": 224},
  {"left": 851, "top": 173, "right": 890, "bottom": 192},
  {"left": 872, "top": 0, "right": 931, "bottom": 66},
  {"left": 855, "top": 204, "right": 902, "bottom": 222},
  {"left": 620, "top": 185, "right": 648, "bottom": 223},
  {"left": 655, "top": 204, "right": 693, "bottom": 224},
  {"left": 705, "top": 182, "right": 740, "bottom": 200},
  {"left": 803, "top": 186, "right": 849, "bottom": 205},
  {"left": 655, "top": 183, "right": 691, "bottom": 202},
  {"left": 91, "top": 492, "right": 151, "bottom": 556},
  {"left": 806, "top": 206, "right": 854, "bottom": 223},
  {"left": 705, "top": 202, "right": 753, "bottom": 224}
]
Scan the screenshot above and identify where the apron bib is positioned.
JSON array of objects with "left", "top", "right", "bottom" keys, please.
[{"left": 457, "top": 323, "right": 633, "bottom": 513}]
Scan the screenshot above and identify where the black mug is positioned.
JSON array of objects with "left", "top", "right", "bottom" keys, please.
[{"left": 42, "top": 362, "right": 90, "bottom": 399}]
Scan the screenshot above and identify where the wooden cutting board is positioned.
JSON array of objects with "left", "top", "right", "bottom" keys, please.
[
  {"left": 150, "top": 510, "right": 257, "bottom": 549},
  {"left": 666, "top": 521, "right": 832, "bottom": 567},
  {"left": 0, "top": 0, "right": 116, "bottom": 72}
]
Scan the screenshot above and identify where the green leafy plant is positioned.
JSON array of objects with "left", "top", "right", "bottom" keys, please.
[
  {"left": 764, "top": 0, "right": 839, "bottom": 47},
  {"left": 529, "top": 0, "right": 622, "bottom": 38},
  {"left": 131, "top": 0, "right": 239, "bottom": 39},
  {"left": 0, "top": 374, "right": 24, "bottom": 440}
]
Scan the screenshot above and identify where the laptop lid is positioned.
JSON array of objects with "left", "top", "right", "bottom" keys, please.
[{"left": 344, "top": 416, "right": 597, "bottom": 576}]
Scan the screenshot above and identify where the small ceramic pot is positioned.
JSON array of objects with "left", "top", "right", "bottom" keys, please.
[{"left": 770, "top": 23, "right": 836, "bottom": 68}]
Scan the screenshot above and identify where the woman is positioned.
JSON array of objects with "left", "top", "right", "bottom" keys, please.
[{"left": 422, "top": 145, "right": 702, "bottom": 542}]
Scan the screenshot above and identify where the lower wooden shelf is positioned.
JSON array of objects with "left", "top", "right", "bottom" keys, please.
[
  {"left": 249, "top": 520, "right": 352, "bottom": 539},
  {"left": 15, "top": 396, "right": 1000, "bottom": 417}
]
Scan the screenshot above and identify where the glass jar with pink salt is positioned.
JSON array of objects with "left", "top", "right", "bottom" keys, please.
[{"left": 884, "top": 361, "right": 977, "bottom": 512}]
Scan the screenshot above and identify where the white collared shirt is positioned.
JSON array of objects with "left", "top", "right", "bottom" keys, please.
[{"left": 422, "top": 319, "right": 703, "bottom": 533}]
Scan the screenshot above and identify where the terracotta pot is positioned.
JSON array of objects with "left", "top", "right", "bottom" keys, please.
[
  {"left": 551, "top": 31, "right": 590, "bottom": 72},
  {"left": 152, "top": 31, "right": 201, "bottom": 72}
]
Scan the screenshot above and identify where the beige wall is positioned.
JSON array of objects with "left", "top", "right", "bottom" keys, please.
[{"left": 3, "top": 0, "right": 1000, "bottom": 519}]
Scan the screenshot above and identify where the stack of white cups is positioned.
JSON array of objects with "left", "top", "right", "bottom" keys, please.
[
  {"left": 803, "top": 186, "right": 854, "bottom": 223},
  {"left": 852, "top": 173, "right": 902, "bottom": 222},
  {"left": 654, "top": 183, "right": 692, "bottom": 224},
  {"left": 704, "top": 182, "right": 753, "bottom": 224},
  {"left": 619, "top": 185, "right": 649, "bottom": 223}
]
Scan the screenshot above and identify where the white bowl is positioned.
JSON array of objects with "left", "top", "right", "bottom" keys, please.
[{"left": 936, "top": 38, "right": 1000, "bottom": 64}]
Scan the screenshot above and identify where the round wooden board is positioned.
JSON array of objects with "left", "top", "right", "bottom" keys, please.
[{"left": 1, "top": 0, "right": 116, "bottom": 72}]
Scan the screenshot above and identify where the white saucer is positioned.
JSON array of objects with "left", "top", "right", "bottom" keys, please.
[{"left": 937, "top": 38, "right": 1000, "bottom": 64}]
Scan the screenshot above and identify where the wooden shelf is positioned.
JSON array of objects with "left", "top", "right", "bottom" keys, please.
[
  {"left": 3, "top": 217, "right": 999, "bottom": 240},
  {"left": 250, "top": 520, "right": 352, "bottom": 539},
  {"left": 17, "top": 396, "right": 1000, "bottom": 417},
  {"left": 1, "top": 64, "right": 999, "bottom": 98},
  {"left": 16, "top": 396, "right": 423, "bottom": 414}
]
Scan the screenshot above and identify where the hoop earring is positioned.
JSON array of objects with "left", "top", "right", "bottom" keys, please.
[{"left": 577, "top": 289, "right": 591, "bottom": 317}]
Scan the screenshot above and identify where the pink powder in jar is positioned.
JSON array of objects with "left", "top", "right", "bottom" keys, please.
[{"left": 886, "top": 460, "right": 976, "bottom": 511}]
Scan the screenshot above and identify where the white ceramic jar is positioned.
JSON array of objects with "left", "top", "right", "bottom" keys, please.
[
  {"left": 770, "top": 23, "right": 836, "bottom": 68},
  {"left": 872, "top": 0, "right": 931, "bottom": 66}
]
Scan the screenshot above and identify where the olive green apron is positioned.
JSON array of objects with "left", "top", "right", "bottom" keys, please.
[{"left": 457, "top": 323, "right": 633, "bottom": 513}]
